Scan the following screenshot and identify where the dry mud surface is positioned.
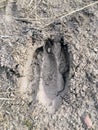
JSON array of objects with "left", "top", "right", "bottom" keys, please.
[{"left": 0, "top": 0, "right": 98, "bottom": 130}]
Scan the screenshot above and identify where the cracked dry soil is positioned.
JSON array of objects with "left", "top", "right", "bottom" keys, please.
[{"left": 0, "top": 0, "right": 98, "bottom": 130}]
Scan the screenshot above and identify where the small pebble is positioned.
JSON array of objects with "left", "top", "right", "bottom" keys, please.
[
  {"left": 47, "top": 48, "right": 51, "bottom": 53},
  {"left": 84, "top": 114, "right": 92, "bottom": 129}
]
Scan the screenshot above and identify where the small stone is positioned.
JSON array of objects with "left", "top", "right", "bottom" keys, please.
[
  {"left": 47, "top": 48, "right": 51, "bottom": 53},
  {"left": 83, "top": 114, "right": 92, "bottom": 129}
]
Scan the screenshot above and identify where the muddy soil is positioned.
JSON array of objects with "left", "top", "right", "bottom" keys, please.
[{"left": 0, "top": 0, "right": 98, "bottom": 130}]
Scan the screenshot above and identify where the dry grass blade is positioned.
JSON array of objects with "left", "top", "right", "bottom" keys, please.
[
  {"left": 29, "top": 0, "right": 34, "bottom": 6},
  {"left": 42, "top": 1, "right": 98, "bottom": 29},
  {"left": 0, "top": 35, "right": 12, "bottom": 38},
  {"left": 29, "top": 0, "right": 42, "bottom": 11},
  {"left": 0, "top": 98, "right": 15, "bottom": 100},
  {"left": 0, "top": 0, "right": 7, "bottom": 9}
]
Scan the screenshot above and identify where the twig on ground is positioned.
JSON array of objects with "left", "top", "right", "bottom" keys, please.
[
  {"left": 29, "top": 0, "right": 34, "bottom": 6},
  {"left": 35, "top": 0, "right": 37, "bottom": 22},
  {"left": 14, "top": 17, "right": 32, "bottom": 24},
  {"left": 0, "top": 35, "right": 12, "bottom": 38},
  {"left": 0, "top": 98, "right": 15, "bottom": 100},
  {"left": 29, "top": 0, "right": 42, "bottom": 12}
]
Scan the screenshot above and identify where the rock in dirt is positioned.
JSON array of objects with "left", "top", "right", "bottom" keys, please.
[{"left": 82, "top": 113, "right": 93, "bottom": 129}]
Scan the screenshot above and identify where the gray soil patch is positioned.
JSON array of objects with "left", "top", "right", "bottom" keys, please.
[{"left": 0, "top": 0, "right": 98, "bottom": 130}]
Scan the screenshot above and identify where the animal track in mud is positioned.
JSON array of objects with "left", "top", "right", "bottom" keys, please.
[
  {"left": 19, "top": 34, "right": 70, "bottom": 113},
  {"left": 32, "top": 35, "right": 70, "bottom": 113}
]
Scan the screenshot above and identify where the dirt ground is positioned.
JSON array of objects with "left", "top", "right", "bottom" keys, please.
[{"left": 0, "top": 0, "right": 98, "bottom": 130}]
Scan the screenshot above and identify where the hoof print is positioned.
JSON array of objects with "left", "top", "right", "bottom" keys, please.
[{"left": 36, "top": 35, "right": 70, "bottom": 113}]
